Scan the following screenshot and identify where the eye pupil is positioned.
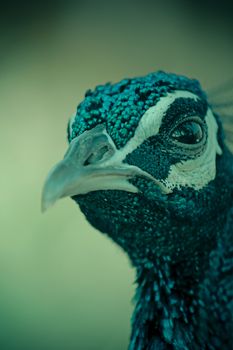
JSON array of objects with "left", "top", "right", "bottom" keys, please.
[{"left": 172, "top": 121, "right": 203, "bottom": 144}]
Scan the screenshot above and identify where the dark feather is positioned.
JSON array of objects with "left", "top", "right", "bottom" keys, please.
[{"left": 198, "top": 206, "right": 233, "bottom": 348}]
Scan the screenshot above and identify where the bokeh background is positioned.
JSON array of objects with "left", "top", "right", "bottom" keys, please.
[{"left": 0, "top": 1, "right": 233, "bottom": 349}]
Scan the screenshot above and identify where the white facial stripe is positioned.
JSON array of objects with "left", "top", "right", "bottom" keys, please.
[
  {"left": 105, "top": 90, "right": 200, "bottom": 165},
  {"left": 163, "top": 108, "right": 222, "bottom": 191},
  {"left": 126, "top": 90, "right": 199, "bottom": 156}
]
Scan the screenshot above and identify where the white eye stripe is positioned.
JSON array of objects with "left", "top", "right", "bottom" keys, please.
[
  {"left": 106, "top": 90, "right": 200, "bottom": 164},
  {"left": 128, "top": 91, "right": 200, "bottom": 147}
]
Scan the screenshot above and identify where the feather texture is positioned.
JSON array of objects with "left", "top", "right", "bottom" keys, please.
[{"left": 43, "top": 71, "right": 233, "bottom": 349}]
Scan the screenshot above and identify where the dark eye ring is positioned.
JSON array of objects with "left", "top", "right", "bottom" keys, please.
[{"left": 171, "top": 118, "right": 205, "bottom": 145}]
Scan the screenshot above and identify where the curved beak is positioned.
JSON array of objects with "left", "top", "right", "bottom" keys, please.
[
  {"left": 42, "top": 124, "right": 171, "bottom": 212},
  {"left": 42, "top": 125, "right": 146, "bottom": 212}
]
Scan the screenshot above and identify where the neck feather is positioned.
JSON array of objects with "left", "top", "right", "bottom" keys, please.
[{"left": 129, "top": 256, "right": 206, "bottom": 350}]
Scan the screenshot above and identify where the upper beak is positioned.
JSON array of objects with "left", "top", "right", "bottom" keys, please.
[{"left": 41, "top": 125, "right": 152, "bottom": 212}]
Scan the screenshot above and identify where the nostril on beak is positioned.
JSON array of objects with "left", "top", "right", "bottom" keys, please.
[
  {"left": 84, "top": 144, "right": 114, "bottom": 166},
  {"left": 66, "top": 125, "right": 116, "bottom": 167}
]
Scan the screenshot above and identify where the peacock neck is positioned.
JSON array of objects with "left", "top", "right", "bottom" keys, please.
[{"left": 129, "top": 256, "right": 205, "bottom": 350}]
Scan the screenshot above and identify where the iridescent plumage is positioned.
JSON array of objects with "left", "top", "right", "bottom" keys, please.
[{"left": 42, "top": 72, "right": 233, "bottom": 349}]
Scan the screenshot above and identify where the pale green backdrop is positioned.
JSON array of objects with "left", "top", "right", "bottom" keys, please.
[{"left": 0, "top": 1, "right": 232, "bottom": 349}]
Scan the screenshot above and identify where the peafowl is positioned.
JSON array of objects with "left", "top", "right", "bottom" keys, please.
[{"left": 42, "top": 72, "right": 233, "bottom": 349}]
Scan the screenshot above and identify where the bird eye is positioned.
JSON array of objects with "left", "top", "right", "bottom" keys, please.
[{"left": 171, "top": 120, "right": 204, "bottom": 145}]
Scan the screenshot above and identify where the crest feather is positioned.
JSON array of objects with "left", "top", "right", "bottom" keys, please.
[{"left": 208, "top": 79, "right": 233, "bottom": 153}]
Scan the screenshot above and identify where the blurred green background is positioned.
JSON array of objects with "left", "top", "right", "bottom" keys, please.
[{"left": 0, "top": 1, "right": 232, "bottom": 349}]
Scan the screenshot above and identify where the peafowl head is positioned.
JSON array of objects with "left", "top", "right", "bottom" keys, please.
[{"left": 42, "top": 72, "right": 233, "bottom": 266}]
